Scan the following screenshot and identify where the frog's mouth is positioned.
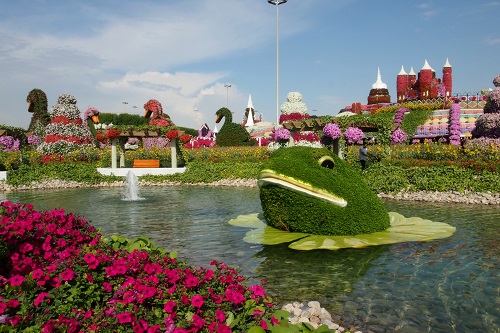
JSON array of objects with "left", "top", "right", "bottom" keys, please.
[{"left": 258, "top": 169, "right": 347, "bottom": 208}]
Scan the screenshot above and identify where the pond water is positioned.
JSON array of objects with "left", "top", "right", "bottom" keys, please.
[{"left": 1, "top": 186, "right": 498, "bottom": 333}]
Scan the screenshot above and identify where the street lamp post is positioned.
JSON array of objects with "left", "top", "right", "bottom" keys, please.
[
  {"left": 268, "top": 0, "right": 287, "bottom": 126},
  {"left": 122, "top": 101, "right": 128, "bottom": 112},
  {"left": 224, "top": 84, "right": 231, "bottom": 108}
]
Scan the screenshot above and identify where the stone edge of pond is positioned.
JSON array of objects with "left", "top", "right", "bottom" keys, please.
[{"left": 0, "top": 178, "right": 499, "bottom": 205}]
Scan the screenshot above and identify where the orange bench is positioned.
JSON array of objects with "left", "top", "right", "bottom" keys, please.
[{"left": 133, "top": 159, "right": 160, "bottom": 168}]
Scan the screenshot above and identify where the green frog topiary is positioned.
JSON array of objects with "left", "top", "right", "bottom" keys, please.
[{"left": 258, "top": 146, "right": 390, "bottom": 236}]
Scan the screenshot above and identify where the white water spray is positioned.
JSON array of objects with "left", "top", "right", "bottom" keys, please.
[{"left": 122, "top": 171, "right": 144, "bottom": 201}]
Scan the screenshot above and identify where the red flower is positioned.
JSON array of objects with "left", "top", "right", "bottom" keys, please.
[
  {"left": 60, "top": 268, "right": 74, "bottom": 281},
  {"left": 164, "top": 300, "right": 176, "bottom": 313},
  {"left": 117, "top": 312, "right": 133, "bottom": 324},
  {"left": 180, "top": 133, "right": 191, "bottom": 143},
  {"left": 166, "top": 130, "right": 179, "bottom": 139},
  {"left": 191, "top": 295, "right": 204, "bottom": 308},
  {"left": 106, "top": 129, "right": 121, "bottom": 140},
  {"left": 34, "top": 292, "right": 49, "bottom": 307},
  {"left": 9, "top": 275, "right": 24, "bottom": 287}
]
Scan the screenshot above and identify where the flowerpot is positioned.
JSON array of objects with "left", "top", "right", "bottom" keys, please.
[{"left": 132, "top": 130, "right": 145, "bottom": 136}]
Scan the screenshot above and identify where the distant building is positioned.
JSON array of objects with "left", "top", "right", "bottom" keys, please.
[
  {"left": 367, "top": 68, "right": 391, "bottom": 105},
  {"left": 397, "top": 58, "right": 452, "bottom": 103},
  {"left": 341, "top": 58, "right": 453, "bottom": 115}
]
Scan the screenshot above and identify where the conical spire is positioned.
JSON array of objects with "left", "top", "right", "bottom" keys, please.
[
  {"left": 371, "top": 67, "right": 387, "bottom": 89},
  {"left": 422, "top": 59, "right": 433, "bottom": 71},
  {"left": 245, "top": 94, "right": 255, "bottom": 127},
  {"left": 247, "top": 94, "right": 254, "bottom": 110},
  {"left": 409, "top": 66, "right": 416, "bottom": 76},
  {"left": 398, "top": 65, "right": 407, "bottom": 75},
  {"left": 443, "top": 57, "right": 452, "bottom": 67}
]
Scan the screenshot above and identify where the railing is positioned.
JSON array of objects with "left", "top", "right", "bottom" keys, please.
[{"left": 452, "top": 92, "right": 487, "bottom": 109}]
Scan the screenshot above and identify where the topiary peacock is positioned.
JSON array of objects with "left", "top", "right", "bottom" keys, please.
[
  {"left": 26, "top": 88, "right": 50, "bottom": 138},
  {"left": 84, "top": 106, "right": 102, "bottom": 148},
  {"left": 215, "top": 107, "right": 253, "bottom": 146},
  {"left": 144, "top": 99, "right": 174, "bottom": 127}
]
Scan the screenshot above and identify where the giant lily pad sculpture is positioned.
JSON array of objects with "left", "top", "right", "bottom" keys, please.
[{"left": 230, "top": 146, "right": 455, "bottom": 250}]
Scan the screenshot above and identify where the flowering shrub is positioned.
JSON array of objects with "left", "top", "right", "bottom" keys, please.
[
  {"left": 394, "top": 108, "right": 409, "bottom": 127},
  {"left": 272, "top": 128, "right": 290, "bottom": 142},
  {"left": 493, "top": 75, "right": 500, "bottom": 88},
  {"left": 106, "top": 129, "right": 121, "bottom": 140},
  {"left": 27, "top": 135, "right": 41, "bottom": 146},
  {"left": 142, "top": 138, "right": 171, "bottom": 150},
  {"left": 0, "top": 201, "right": 280, "bottom": 332},
  {"left": 322, "top": 123, "right": 341, "bottom": 139},
  {"left": 472, "top": 113, "right": 500, "bottom": 138},
  {"left": 391, "top": 128, "right": 408, "bottom": 144},
  {"left": 166, "top": 130, "right": 179, "bottom": 140},
  {"left": 279, "top": 113, "right": 310, "bottom": 124},
  {"left": 343, "top": 127, "right": 365, "bottom": 144},
  {"left": 448, "top": 102, "right": 462, "bottom": 145},
  {"left": 293, "top": 131, "right": 319, "bottom": 143},
  {"left": 0, "top": 136, "right": 20, "bottom": 152},
  {"left": 125, "top": 137, "right": 140, "bottom": 150},
  {"left": 179, "top": 134, "right": 191, "bottom": 144}
]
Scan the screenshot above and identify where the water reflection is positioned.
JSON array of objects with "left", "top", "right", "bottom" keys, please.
[{"left": 0, "top": 188, "right": 498, "bottom": 333}]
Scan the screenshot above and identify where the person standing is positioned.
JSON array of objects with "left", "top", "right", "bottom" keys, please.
[{"left": 359, "top": 141, "right": 373, "bottom": 170}]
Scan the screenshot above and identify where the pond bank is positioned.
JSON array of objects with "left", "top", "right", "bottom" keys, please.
[{"left": 1, "top": 178, "right": 499, "bottom": 205}]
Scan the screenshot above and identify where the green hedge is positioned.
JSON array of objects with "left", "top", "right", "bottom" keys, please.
[{"left": 364, "top": 164, "right": 500, "bottom": 193}]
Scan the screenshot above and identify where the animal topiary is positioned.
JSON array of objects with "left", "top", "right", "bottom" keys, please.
[
  {"left": 215, "top": 107, "right": 253, "bottom": 146},
  {"left": 26, "top": 88, "right": 50, "bottom": 138},
  {"left": 258, "top": 146, "right": 390, "bottom": 235}
]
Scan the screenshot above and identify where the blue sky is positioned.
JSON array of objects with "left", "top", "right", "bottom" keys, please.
[{"left": 0, "top": 0, "right": 498, "bottom": 130}]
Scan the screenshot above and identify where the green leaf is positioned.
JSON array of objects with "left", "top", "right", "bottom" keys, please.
[
  {"left": 247, "top": 326, "right": 266, "bottom": 333},
  {"left": 230, "top": 212, "right": 456, "bottom": 251}
]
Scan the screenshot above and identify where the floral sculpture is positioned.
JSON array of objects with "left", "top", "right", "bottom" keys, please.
[
  {"left": 258, "top": 146, "right": 390, "bottom": 235},
  {"left": 279, "top": 92, "right": 309, "bottom": 124},
  {"left": 448, "top": 100, "right": 462, "bottom": 145},
  {"left": 84, "top": 107, "right": 101, "bottom": 148},
  {"left": 37, "top": 94, "right": 95, "bottom": 157},
  {"left": 215, "top": 107, "right": 252, "bottom": 147},
  {"left": 143, "top": 99, "right": 173, "bottom": 127},
  {"left": 484, "top": 75, "right": 500, "bottom": 114},
  {"left": 26, "top": 88, "right": 50, "bottom": 138}
]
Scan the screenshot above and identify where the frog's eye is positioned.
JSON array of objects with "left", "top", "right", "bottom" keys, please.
[{"left": 318, "top": 156, "right": 334, "bottom": 169}]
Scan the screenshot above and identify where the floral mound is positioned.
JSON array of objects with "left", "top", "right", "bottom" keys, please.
[
  {"left": 229, "top": 212, "right": 456, "bottom": 251},
  {"left": 37, "top": 94, "right": 95, "bottom": 157},
  {"left": 0, "top": 201, "right": 281, "bottom": 332},
  {"left": 259, "top": 147, "right": 390, "bottom": 236}
]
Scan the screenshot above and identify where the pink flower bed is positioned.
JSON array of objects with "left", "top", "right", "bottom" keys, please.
[{"left": 0, "top": 201, "right": 278, "bottom": 332}]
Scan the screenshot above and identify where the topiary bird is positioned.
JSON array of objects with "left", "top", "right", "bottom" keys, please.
[{"left": 215, "top": 107, "right": 253, "bottom": 146}]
